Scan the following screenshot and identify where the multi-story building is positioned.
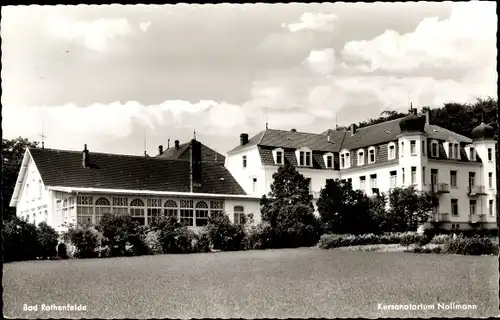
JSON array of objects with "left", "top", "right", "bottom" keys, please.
[{"left": 225, "top": 110, "right": 497, "bottom": 231}]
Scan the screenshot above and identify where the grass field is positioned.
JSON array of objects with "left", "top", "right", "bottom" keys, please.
[{"left": 3, "top": 248, "right": 498, "bottom": 319}]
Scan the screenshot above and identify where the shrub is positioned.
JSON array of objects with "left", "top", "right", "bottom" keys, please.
[
  {"left": 205, "top": 212, "right": 247, "bottom": 251},
  {"left": 64, "top": 226, "right": 99, "bottom": 258},
  {"left": 57, "top": 243, "right": 68, "bottom": 259},
  {"left": 193, "top": 228, "right": 211, "bottom": 253},
  {"left": 400, "top": 232, "right": 428, "bottom": 247},
  {"left": 443, "top": 235, "right": 497, "bottom": 255},
  {"left": 246, "top": 222, "right": 275, "bottom": 250},
  {"left": 144, "top": 230, "right": 162, "bottom": 255},
  {"left": 36, "top": 222, "right": 59, "bottom": 260},
  {"left": 430, "top": 234, "right": 451, "bottom": 244},
  {"left": 3, "top": 217, "right": 39, "bottom": 262},
  {"left": 318, "top": 232, "right": 427, "bottom": 249},
  {"left": 97, "top": 213, "right": 149, "bottom": 257},
  {"left": 174, "top": 227, "right": 199, "bottom": 253}
]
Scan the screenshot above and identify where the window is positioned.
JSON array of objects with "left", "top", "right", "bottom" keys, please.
[
  {"left": 130, "top": 198, "right": 145, "bottom": 226},
  {"left": 469, "top": 147, "right": 476, "bottom": 161},
  {"left": 38, "top": 180, "right": 42, "bottom": 199},
  {"left": 388, "top": 143, "right": 396, "bottom": 160},
  {"left": 234, "top": 206, "right": 245, "bottom": 225},
  {"left": 488, "top": 148, "right": 493, "bottom": 161},
  {"left": 276, "top": 151, "right": 284, "bottom": 165},
  {"left": 410, "top": 140, "right": 416, "bottom": 155},
  {"left": 431, "top": 141, "right": 438, "bottom": 157},
  {"left": 370, "top": 174, "right": 377, "bottom": 189},
  {"left": 454, "top": 144, "right": 459, "bottom": 159},
  {"left": 468, "top": 172, "right": 475, "bottom": 187},
  {"left": 431, "top": 169, "right": 438, "bottom": 186},
  {"left": 44, "top": 210, "right": 48, "bottom": 223},
  {"left": 451, "top": 199, "right": 458, "bottom": 216},
  {"left": 449, "top": 171, "right": 457, "bottom": 188},
  {"left": 112, "top": 197, "right": 129, "bottom": 215},
  {"left": 252, "top": 177, "right": 257, "bottom": 193},
  {"left": 180, "top": 199, "right": 194, "bottom": 226},
  {"left": 298, "top": 150, "right": 312, "bottom": 166},
  {"left": 305, "top": 152, "right": 311, "bottom": 166},
  {"left": 422, "top": 167, "right": 426, "bottom": 185},
  {"left": 390, "top": 171, "right": 397, "bottom": 189},
  {"left": 147, "top": 198, "right": 163, "bottom": 225},
  {"left": 489, "top": 200, "right": 494, "bottom": 216},
  {"left": 400, "top": 142, "right": 404, "bottom": 157},
  {"left": 469, "top": 200, "right": 476, "bottom": 215},
  {"left": 360, "top": 176, "right": 366, "bottom": 190},
  {"left": 340, "top": 151, "right": 351, "bottom": 169},
  {"left": 411, "top": 167, "right": 417, "bottom": 185},
  {"left": 326, "top": 155, "right": 333, "bottom": 168},
  {"left": 368, "top": 147, "right": 376, "bottom": 163},
  {"left": 78, "top": 196, "right": 93, "bottom": 205},
  {"left": 422, "top": 140, "right": 426, "bottom": 156},
  {"left": 76, "top": 206, "right": 93, "bottom": 227},
  {"left": 195, "top": 201, "right": 209, "bottom": 227},
  {"left": 242, "top": 155, "right": 247, "bottom": 168},
  {"left": 95, "top": 197, "right": 111, "bottom": 225},
  {"left": 489, "top": 172, "right": 493, "bottom": 188},
  {"left": 402, "top": 168, "right": 405, "bottom": 185},
  {"left": 164, "top": 200, "right": 179, "bottom": 218},
  {"left": 26, "top": 184, "right": 30, "bottom": 203},
  {"left": 209, "top": 200, "right": 224, "bottom": 217},
  {"left": 62, "top": 199, "right": 69, "bottom": 225},
  {"left": 357, "top": 150, "right": 365, "bottom": 166},
  {"left": 448, "top": 143, "right": 453, "bottom": 158}
]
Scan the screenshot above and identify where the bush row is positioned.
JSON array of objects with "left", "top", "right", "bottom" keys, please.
[{"left": 318, "top": 232, "right": 429, "bottom": 249}]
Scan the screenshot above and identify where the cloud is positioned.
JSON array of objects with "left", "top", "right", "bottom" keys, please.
[
  {"left": 305, "top": 48, "right": 336, "bottom": 75},
  {"left": 139, "top": 21, "right": 152, "bottom": 32},
  {"left": 46, "top": 17, "right": 133, "bottom": 52},
  {"left": 282, "top": 12, "right": 338, "bottom": 32},
  {"left": 340, "top": 2, "right": 497, "bottom": 74}
]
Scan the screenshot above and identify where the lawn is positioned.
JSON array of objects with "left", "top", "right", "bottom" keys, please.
[{"left": 3, "top": 248, "right": 498, "bottom": 319}]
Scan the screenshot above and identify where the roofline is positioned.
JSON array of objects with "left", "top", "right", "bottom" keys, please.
[
  {"left": 9, "top": 148, "right": 31, "bottom": 207},
  {"left": 46, "top": 186, "right": 260, "bottom": 200}
]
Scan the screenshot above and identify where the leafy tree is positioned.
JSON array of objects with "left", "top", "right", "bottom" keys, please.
[
  {"left": 3, "top": 216, "right": 39, "bottom": 262},
  {"left": 97, "top": 213, "right": 148, "bottom": 257},
  {"left": 316, "top": 179, "right": 377, "bottom": 234},
  {"left": 63, "top": 226, "right": 99, "bottom": 258},
  {"left": 260, "top": 164, "right": 320, "bottom": 247},
  {"left": 367, "top": 192, "right": 389, "bottom": 233},
  {"left": 387, "top": 186, "right": 435, "bottom": 232},
  {"left": 2, "top": 137, "right": 39, "bottom": 220},
  {"left": 205, "top": 211, "right": 246, "bottom": 251},
  {"left": 36, "top": 221, "right": 59, "bottom": 259}
]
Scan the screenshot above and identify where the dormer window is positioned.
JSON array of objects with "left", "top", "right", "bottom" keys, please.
[
  {"left": 368, "top": 146, "right": 376, "bottom": 164},
  {"left": 446, "top": 141, "right": 460, "bottom": 159},
  {"left": 323, "top": 153, "right": 334, "bottom": 168},
  {"left": 470, "top": 147, "right": 476, "bottom": 161},
  {"left": 340, "top": 150, "right": 351, "bottom": 169},
  {"left": 296, "top": 148, "right": 312, "bottom": 167},
  {"left": 454, "top": 143, "right": 459, "bottom": 159},
  {"left": 430, "top": 140, "right": 439, "bottom": 157},
  {"left": 273, "top": 148, "right": 284, "bottom": 165},
  {"left": 357, "top": 149, "right": 365, "bottom": 166},
  {"left": 388, "top": 142, "right": 396, "bottom": 160}
]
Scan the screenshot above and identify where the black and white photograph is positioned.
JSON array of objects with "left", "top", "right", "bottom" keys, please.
[{"left": 1, "top": 2, "right": 498, "bottom": 318}]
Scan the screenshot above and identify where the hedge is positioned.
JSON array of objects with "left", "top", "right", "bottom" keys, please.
[{"left": 318, "top": 232, "right": 428, "bottom": 249}]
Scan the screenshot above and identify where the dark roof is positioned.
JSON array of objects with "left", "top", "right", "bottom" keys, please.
[
  {"left": 156, "top": 141, "right": 225, "bottom": 163},
  {"left": 28, "top": 147, "right": 245, "bottom": 195},
  {"left": 471, "top": 122, "right": 495, "bottom": 140}
]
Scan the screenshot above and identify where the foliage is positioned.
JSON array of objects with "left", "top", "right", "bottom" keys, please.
[
  {"left": 204, "top": 211, "right": 247, "bottom": 251},
  {"left": 57, "top": 243, "right": 68, "bottom": 259},
  {"left": 318, "top": 232, "right": 426, "bottom": 249},
  {"left": 386, "top": 186, "right": 435, "bottom": 232},
  {"left": 193, "top": 228, "right": 211, "bottom": 253},
  {"left": 36, "top": 222, "right": 59, "bottom": 259},
  {"left": 443, "top": 235, "right": 497, "bottom": 256},
  {"left": 2, "top": 137, "right": 39, "bottom": 221},
  {"left": 246, "top": 222, "right": 276, "bottom": 250},
  {"left": 317, "top": 179, "right": 377, "bottom": 234},
  {"left": 3, "top": 217, "right": 40, "bottom": 262},
  {"left": 260, "top": 164, "right": 321, "bottom": 248},
  {"left": 144, "top": 230, "right": 163, "bottom": 255},
  {"left": 97, "top": 213, "right": 149, "bottom": 257},
  {"left": 147, "top": 216, "right": 202, "bottom": 254},
  {"left": 429, "top": 234, "right": 451, "bottom": 245},
  {"left": 64, "top": 226, "right": 100, "bottom": 259},
  {"left": 173, "top": 227, "right": 200, "bottom": 253}
]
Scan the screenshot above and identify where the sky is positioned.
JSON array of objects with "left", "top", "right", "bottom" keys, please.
[{"left": 1, "top": 2, "right": 497, "bottom": 156}]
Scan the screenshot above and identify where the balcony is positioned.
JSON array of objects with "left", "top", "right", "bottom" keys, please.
[
  {"left": 431, "top": 183, "right": 450, "bottom": 194},
  {"left": 467, "top": 185, "right": 487, "bottom": 196},
  {"left": 468, "top": 214, "right": 486, "bottom": 224},
  {"left": 430, "top": 212, "right": 450, "bottom": 223}
]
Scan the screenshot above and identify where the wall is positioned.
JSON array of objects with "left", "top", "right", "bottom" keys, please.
[
  {"left": 225, "top": 146, "right": 266, "bottom": 197},
  {"left": 225, "top": 198, "right": 262, "bottom": 224}
]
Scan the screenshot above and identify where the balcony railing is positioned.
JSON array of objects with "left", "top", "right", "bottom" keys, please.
[
  {"left": 467, "top": 185, "right": 487, "bottom": 196},
  {"left": 431, "top": 183, "right": 450, "bottom": 194},
  {"left": 430, "top": 212, "right": 450, "bottom": 223},
  {"left": 468, "top": 214, "right": 486, "bottom": 223}
]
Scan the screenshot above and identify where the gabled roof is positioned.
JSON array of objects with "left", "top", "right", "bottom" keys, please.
[
  {"left": 156, "top": 141, "right": 225, "bottom": 163},
  {"left": 27, "top": 147, "right": 245, "bottom": 196}
]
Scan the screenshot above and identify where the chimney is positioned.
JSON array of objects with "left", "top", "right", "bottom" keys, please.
[
  {"left": 425, "top": 110, "right": 430, "bottom": 125},
  {"left": 413, "top": 109, "right": 418, "bottom": 116},
  {"left": 175, "top": 140, "right": 180, "bottom": 149},
  {"left": 158, "top": 145, "right": 164, "bottom": 155},
  {"left": 190, "top": 139, "right": 202, "bottom": 190},
  {"left": 167, "top": 138, "right": 170, "bottom": 149},
  {"left": 290, "top": 128, "right": 297, "bottom": 132},
  {"left": 351, "top": 124, "right": 357, "bottom": 136},
  {"left": 82, "top": 144, "right": 90, "bottom": 168},
  {"left": 240, "top": 133, "right": 249, "bottom": 146},
  {"left": 327, "top": 135, "right": 331, "bottom": 143}
]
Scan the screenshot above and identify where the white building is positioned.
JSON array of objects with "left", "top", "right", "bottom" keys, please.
[
  {"left": 9, "top": 139, "right": 261, "bottom": 233},
  {"left": 225, "top": 110, "right": 497, "bottom": 231}
]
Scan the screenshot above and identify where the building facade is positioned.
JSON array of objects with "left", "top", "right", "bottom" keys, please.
[
  {"left": 10, "top": 140, "right": 261, "bottom": 233},
  {"left": 225, "top": 111, "right": 497, "bottom": 231}
]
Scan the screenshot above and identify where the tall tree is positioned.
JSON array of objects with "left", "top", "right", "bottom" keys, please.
[{"left": 2, "top": 137, "right": 39, "bottom": 221}]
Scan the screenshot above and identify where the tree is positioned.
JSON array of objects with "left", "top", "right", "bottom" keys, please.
[
  {"left": 386, "top": 186, "right": 435, "bottom": 232},
  {"left": 36, "top": 221, "right": 59, "bottom": 259},
  {"left": 2, "top": 137, "right": 39, "bottom": 221},
  {"left": 3, "top": 216, "right": 39, "bottom": 262},
  {"left": 260, "top": 164, "right": 320, "bottom": 248},
  {"left": 316, "top": 179, "right": 377, "bottom": 234}
]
